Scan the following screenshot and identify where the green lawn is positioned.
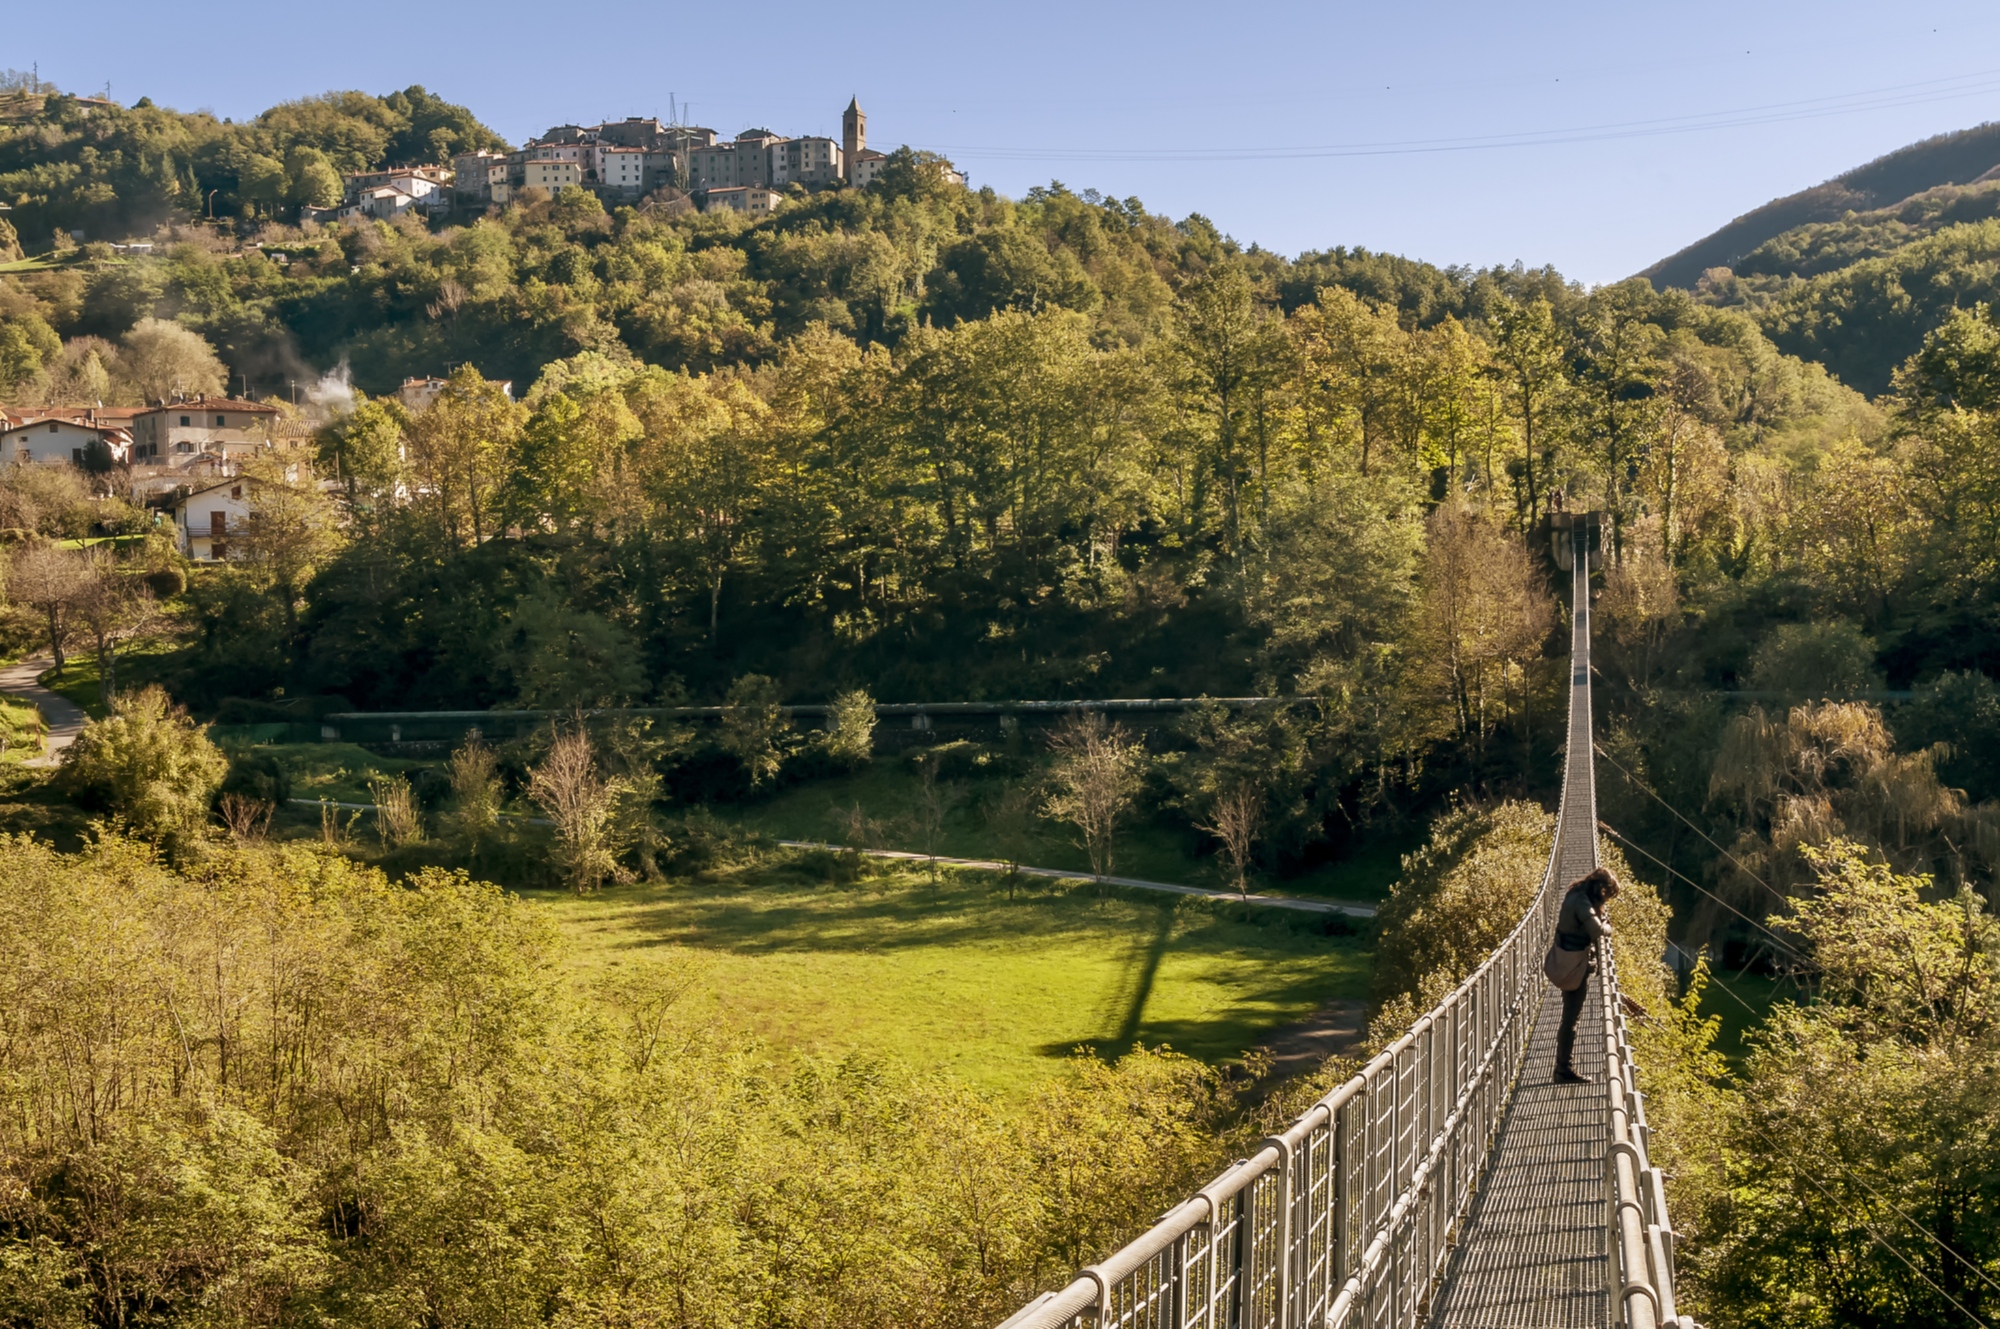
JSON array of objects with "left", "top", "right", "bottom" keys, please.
[
  {"left": 39, "top": 641, "right": 178, "bottom": 720},
  {"left": 720, "top": 759, "right": 1416, "bottom": 905},
  {"left": 1694, "top": 967, "right": 1795, "bottom": 1073},
  {"left": 535, "top": 861, "right": 1372, "bottom": 1097}
]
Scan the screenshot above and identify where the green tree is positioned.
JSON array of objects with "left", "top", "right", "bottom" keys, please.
[
  {"left": 405, "top": 364, "right": 521, "bottom": 545},
  {"left": 0, "top": 311, "right": 61, "bottom": 395},
  {"left": 1488, "top": 295, "right": 1570, "bottom": 528},
  {"left": 1704, "top": 842, "right": 2000, "bottom": 1327},
  {"left": 719, "top": 673, "right": 791, "bottom": 786},
  {"left": 284, "top": 146, "right": 342, "bottom": 209},
  {"left": 119, "top": 318, "right": 226, "bottom": 403},
  {"left": 317, "top": 397, "right": 409, "bottom": 503},
  {"left": 822, "top": 688, "right": 877, "bottom": 766}
]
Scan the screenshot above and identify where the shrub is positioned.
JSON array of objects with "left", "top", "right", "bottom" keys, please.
[
  {"left": 719, "top": 673, "right": 791, "bottom": 786},
  {"left": 58, "top": 685, "right": 226, "bottom": 851},
  {"left": 821, "top": 688, "right": 877, "bottom": 766},
  {"left": 143, "top": 566, "right": 187, "bottom": 600},
  {"left": 1368, "top": 800, "right": 1554, "bottom": 1042}
]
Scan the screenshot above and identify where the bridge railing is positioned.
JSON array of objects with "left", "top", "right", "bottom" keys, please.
[
  {"left": 1602, "top": 945, "right": 1691, "bottom": 1329},
  {"left": 997, "top": 834, "right": 1570, "bottom": 1329}
]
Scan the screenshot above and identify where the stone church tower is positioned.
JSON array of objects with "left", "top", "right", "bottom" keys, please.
[{"left": 842, "top": 97, "right": 865, "bottom": 182}]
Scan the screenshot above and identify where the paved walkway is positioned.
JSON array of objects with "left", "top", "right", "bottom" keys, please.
[
  {"left": 0, "top": 657, "right": 87, "bottom": 768},
  {"left": 775, "top": 840, "right": 1377, "bottom": 917}
]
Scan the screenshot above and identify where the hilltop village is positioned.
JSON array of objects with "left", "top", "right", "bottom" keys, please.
[{"left": 322, "top": 98, "right": 962, "bottom": 222}]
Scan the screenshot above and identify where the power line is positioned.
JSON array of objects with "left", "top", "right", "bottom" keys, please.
[{"left": 934, "top": 67, "right": 2000, "bottom": 164}]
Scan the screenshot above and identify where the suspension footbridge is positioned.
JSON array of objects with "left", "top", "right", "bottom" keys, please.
[{"left": 996, "top": 515, "right": 1689, "bottom": 1329}]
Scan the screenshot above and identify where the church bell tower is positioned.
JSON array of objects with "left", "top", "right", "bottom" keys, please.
[{"left": 842, "top": 97, "right": 865, "bottom": 182}]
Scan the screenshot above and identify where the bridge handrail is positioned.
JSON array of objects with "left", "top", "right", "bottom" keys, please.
[
  {"left": 998, "top": 851, "right": 1568, "bottom": 1329},
  {"left": 1603, "top": 943, "right": 1690, "bottom": 1328}
]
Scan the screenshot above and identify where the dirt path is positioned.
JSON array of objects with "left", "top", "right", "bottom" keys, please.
[
  {"left": 776, "top": 840, "right": 1378, "bottom": 917},
  {"left": 1244, "top": 998, "right": 1371, "bottom": 1084},
  {"left": 0, "top": 657, "right": 87, "bottom": 768}
]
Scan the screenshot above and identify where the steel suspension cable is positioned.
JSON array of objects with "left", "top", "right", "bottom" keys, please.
[
  {"left": 1593, "top": 742, "right": 1792, "bottom": 910},
  {"left": 1597, "top": 821, "right": 1806, "bottom": 961}
]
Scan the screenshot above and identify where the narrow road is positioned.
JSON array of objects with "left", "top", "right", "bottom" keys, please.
[
  {"left": 0, "top": 657, "right": 86, "bottom": 768},
  {"left": 776, "top": 840, "right": 1378, "bottom": 917}
]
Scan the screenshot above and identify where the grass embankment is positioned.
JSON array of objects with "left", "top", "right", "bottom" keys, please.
[
  {"left": 233, "top": 740, "right": 1416, "bottom": 903},
  {"left": 535, "top": 861, "right": 1371, "bottom": 1098},
  {"left": 38, "top": 642, "right": 177, "bottom": 720},
  {"left": 16, "top": 729, "right": 1386, "bottom": 1096},
  {"left": 719, "top": 760, "right": 1414, "bottom": 904}
]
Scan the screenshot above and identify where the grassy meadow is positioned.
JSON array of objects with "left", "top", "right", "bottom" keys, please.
[{"left": 534, "top": 860, "right": 1373, "bottom": 1097}]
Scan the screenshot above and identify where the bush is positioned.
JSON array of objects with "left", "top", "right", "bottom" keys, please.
[
  {"left": 143, "top": 566, "right": 187, "bottom": 599},
  {"left": 821, "top": 688, "right": 877, "bottom": 766},
  {"left": 58, "top": 685, "right": 226, "bottom": 851},
  {"left": 1368, "top": 800, "right": 1554, "bottom": 1042}
]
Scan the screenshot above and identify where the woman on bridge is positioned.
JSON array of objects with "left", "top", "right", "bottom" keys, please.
[{"left": 1546, "top": 866, "right": 1619, "bottom": 1083}]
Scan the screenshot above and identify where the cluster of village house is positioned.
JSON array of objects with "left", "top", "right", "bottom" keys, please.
[
  {"left": 326, "top": 98, "right": 963, "bottom": 223},
  {"left": 4, "top": 100, "right": 958, "bottom": 556},
  {"left": 0, "top": 375, "right": 501, "bottom": 561}
]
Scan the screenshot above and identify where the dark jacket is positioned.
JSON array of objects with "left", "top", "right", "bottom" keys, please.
[{"left": 1556, "top": 884, "right": 1609, "bottom": 953}]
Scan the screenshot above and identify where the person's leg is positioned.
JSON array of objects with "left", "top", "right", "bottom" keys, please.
[{"left": 1554, "top": 980, "right": 1588, "bottom": 1076}]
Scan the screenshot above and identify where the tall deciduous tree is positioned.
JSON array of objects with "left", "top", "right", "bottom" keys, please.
[
  {"left": 1166, "top": 267, "right": 1285, "bottom": 551},
  {"left": 1414, "top": 504, "right": 1553, "bottom": 764},
  {"left": 404, "top": 364, "right": 521, "bottom": 545},
  {"left": 118, "top": 318, "right": 226, "bottom": 404},
  {"left": 9, "top": 542, "right": 88, "bottom": 674},
  {"left": 1487, "top": 295, "right": 1570, "bottom": 529}
]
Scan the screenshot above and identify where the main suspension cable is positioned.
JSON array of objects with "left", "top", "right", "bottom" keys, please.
[{"left": 1593, "top": 742, "right": 1792, "bottom": 910}]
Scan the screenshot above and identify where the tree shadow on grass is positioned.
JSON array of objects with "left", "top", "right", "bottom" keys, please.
[
  {"left": 1032, "top": 901, "right": 1374, "bottom": 1065},
  {"left": 582, "top": 870, "right": 1359, "bottom": 962}
]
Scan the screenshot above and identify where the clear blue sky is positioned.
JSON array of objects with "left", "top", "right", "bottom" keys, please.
[{"left": 14, "top": 1, "right": 2000, "bottom": 283}]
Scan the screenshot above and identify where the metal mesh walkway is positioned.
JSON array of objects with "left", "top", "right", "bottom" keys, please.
[
  {"left": 1427, "top": 979, "right": 1608, "bottom": 1327},
  {"left": 1430, "top": 519, "right": 1611, "bottom": 1327}
]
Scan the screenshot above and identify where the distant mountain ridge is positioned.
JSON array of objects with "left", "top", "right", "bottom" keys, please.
[{"left": 1642, "top": 121, "right": 2000, "bottom": 289}]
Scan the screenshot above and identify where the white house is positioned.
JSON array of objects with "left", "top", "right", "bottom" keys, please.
[
  {"left": 0, "top": 415, "right": 126, "bottom": 467},
  {"left": 172, "top": 477, "right": 264, "bottom": 561}
]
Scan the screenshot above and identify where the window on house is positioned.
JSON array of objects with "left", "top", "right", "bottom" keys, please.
[
  {"left": 71, "top": 448, "right": 82, "bottom": 463},
  {"left": 231, "top": 486, "right": 242, "bottom": 500},
  {"left": 216, "top": 415, "right": 226, "bottom": 427},
  {"left": 180, "top": 415, "right": 190, "bottom": 426},
  {"left": 47, "top": 421, "right": 57, "bottom": 432}
]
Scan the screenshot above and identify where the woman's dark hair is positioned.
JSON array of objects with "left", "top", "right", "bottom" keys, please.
[{"left": 1575, "top": 866, "right": 1620, "bottom": 903}]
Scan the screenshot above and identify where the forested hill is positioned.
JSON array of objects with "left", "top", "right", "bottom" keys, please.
[
  {"left": 1640, "top": 120, "right": 2000, "bottom": 290},
  {"left": 0, "top": 81, "right": 505, "bottom": 243}
]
